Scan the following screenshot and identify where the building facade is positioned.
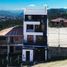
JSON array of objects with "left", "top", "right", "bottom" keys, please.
[{"left": 22, "top": 7, "right": 48, "bottom": 63}]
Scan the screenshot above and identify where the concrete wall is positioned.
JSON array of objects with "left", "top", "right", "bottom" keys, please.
[
  {"left": 47, "top": 27, "right": 67, "bottom": 60},
  {"left": 48, "top": 47, "right": 67, "bottom": 60},
  {"left": 48, "top": 27, "right": 67, "bottom": 47}
]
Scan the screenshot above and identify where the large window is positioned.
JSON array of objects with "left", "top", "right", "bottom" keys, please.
[
  {"left": 25, "top": 15, "right": 41, "bottom": 21},
  {"left": 27, "top": 35, "right": 34, "bottom": 43},
  {"left": 35, "top": 25, "right": 42, "bottom": 32},
  {"left": 25, "top": 15, "right": 47, "bottom": 22},
  {"left": 27, "top": 25, "right": 33, "bottom": 30},
  {"left": 25, "top": 15, "right": 32, "bottom": 21},
  {"left": 27, "top": 25, "right": 34, "bottom": 32},
  {"left": 36, "top": 36, "right": 44, "bottom": 43}
]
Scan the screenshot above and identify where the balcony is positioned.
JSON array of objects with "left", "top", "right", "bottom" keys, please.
[
  {"left": 23, "top": 35, "right": 47, "bottom": 46},
  {"left": 23, "top": 41, "right": 47, "bottom": 47},
  {"left": 23, "top": 40, "right": 47, "bottom": 46}
]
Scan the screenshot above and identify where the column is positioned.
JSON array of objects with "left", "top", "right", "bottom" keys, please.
[
  {"left": 7, "top": 36, "right": 10, "bottom": 44},
  {"left": 30, "top": 50, "right": 33, "bottom": 62},
  {"left": 22, "top": 49, "right": 26, "bottom": 62},
  {"left": 34, "top": 35, "right": 36, "bottom": 43},
  {"left": 45, "top": 49, "right": 47, "bottom": 61}
]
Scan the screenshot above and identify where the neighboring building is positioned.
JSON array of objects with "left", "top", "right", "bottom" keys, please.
[
  {"left": 0, "top": 26, "right": 23, "bottom": 55},
  {"left": 22, "top": 6, "right": 48, "bottom": 63},
  {"left": 50, "top": 18, "right": 67, "bottom": 27}
]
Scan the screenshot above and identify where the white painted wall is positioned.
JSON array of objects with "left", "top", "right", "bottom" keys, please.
[
  {"left": 25, "top": 7, "right": 47, "bottom": 15},
  {"left": 30, "top": 50, "right": 33, "bottom": 62},
  {"left": 23, "top": 21, "right": 43, "bottom": 43},
  {"left": 24, "top": 21, "right": 40, "bottom": 25},
  {"left": 22, "top": 49, "right": 33, "bottom": 62},
  {"left": 48, "top": 27, "right": 67, "bottom": 47},
  {"left": 22, "top": 49, "right": 26, "bottom": 61}
]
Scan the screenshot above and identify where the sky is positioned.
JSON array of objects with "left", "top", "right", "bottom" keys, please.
[{"left": 0, "top": 0, "right": 67, "bottom": 10}]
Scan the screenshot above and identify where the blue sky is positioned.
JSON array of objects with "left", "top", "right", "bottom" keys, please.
[{"left": 0, "top": 0, "right": 67, "bottom": 10}]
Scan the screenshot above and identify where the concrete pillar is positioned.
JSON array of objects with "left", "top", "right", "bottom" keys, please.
[
  {"left": 7, "top": 45, "right": 10, "bottom": 55},
  {"left": 30, "top": 50, "right": 33, "bottom": 62},
  {"left": 45, "top": 49, "right": 47, "bottom": 61},
  {"left": 7, "top": 36, "right": 10, "bottom": 44},
  {"left": 23, "top": 22, "right": 27, "bottom": 41},
  {"left": 7, "top": 45, "right": 10, "bottom": 66},
  {"left": 22, "top": 49, "right": 26, "bottom": 62}
]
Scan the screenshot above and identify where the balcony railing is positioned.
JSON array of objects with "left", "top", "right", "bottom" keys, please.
[{"left": 23, "top": 41, "right": 47, "bottom": 46}]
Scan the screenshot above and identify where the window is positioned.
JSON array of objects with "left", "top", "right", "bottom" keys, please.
[
  {"left": 25, "top": 15, "right": 41, "bottom": 21},
  {"left": 27, "top": 35, "right": 33, "bottom": 43},
  {"left": 35, "top": 25, "right": 42, "bottom": 32},
  {"left": 33, "top": 15, "right": 43, "bottom": 21},
  {"left": 25, "top": 15, "right": 32, "bottom": 21},
  {"left": 28, "top": 15, "right": 32, "bottom": 20},
  {"left": 27, "top": 25, "right": 33, "bottom": 30},
  {"left": 35, "top": 25, "right": 40, "bottom": 29},
  {"left": 41, "top": 20, "right": 44, "bottom": 23},
  {"left": 36, "top": 36, "right": 44, "bottom": 43}
]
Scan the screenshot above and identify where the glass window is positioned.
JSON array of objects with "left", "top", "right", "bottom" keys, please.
[
  {"left": 36, "top": 36, "right": 44, "bottom": 43},
  {"left": 27, "top": 25, "right": 33, "bottom": 30},
  {"left": 25, "top": 15, "right": 47, "bottom": 22},
  {"left": 28, "top": 15, "right": 32, "bottom": 20},
  {"left": 25, "top": 15, "right": 32, "bottom": 21},
  {"left": 35, "top": 25, "right": 42, "bottom": 32},
  {"left": 27, "top": 35, "right": 33, "bottom": 43}
]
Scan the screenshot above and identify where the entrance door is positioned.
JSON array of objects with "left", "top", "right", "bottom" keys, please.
[
  {"left": 22, "top": 49, "right": 33, "bottom": 62},
  {"left": 26, "top": 51, "right": 30, "bottom": 61}
]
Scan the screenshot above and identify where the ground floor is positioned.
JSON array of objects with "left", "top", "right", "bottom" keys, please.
[
  {"left": 0, "top": 45, "right": 48, "bottom": 65},
  {"left": 1, "top": 45, "right": 67, "bottom": 66},
  {"left": 22, "top": 47, "right": 48, "bottom": 63}
]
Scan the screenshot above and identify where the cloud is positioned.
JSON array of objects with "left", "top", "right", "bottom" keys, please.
[{"left": 28, "top": 4, "right": 36, "bottom": 7}]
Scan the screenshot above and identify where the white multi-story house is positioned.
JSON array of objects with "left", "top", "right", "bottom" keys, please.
[{"left": 22, "top": 6, "right": 48, "bottom": 63}]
